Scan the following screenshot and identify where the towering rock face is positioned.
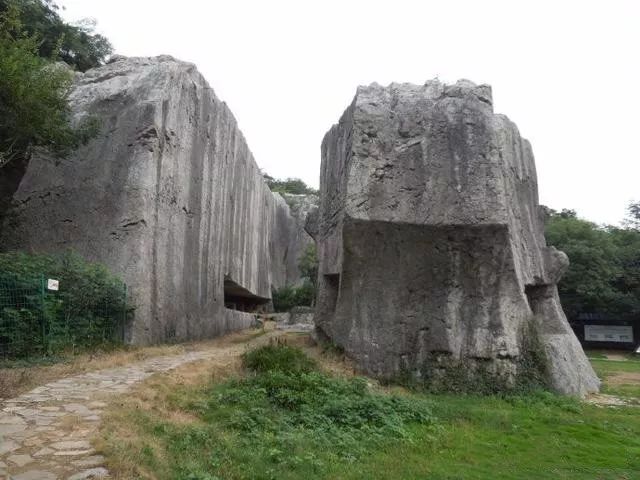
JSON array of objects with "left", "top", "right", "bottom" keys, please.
[
  {"left": 0, "top": 56, "right": 305, "bottom": 344},
  {"left": 316, "top": 80, "right": 599, "bottom": 397},
  {"left": 279, "top": 193, "right": 318, "bottom": 286}
]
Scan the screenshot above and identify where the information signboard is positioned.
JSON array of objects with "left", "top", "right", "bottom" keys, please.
[{"left": 584, "top": 324, "right": 633, "bottom": 343}]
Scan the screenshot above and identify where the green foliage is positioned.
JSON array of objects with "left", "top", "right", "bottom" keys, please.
[
  {"left": 264, "top": 174, "right": 318, "bottom": 195},
  {"left": 298, "top": 244, "right": 318, "bottom": 288},
  {"left": 624, "top": 201, "right": 640, "bottom": 230},
  {"left": 589, "top": 356, "right": 640, "bottom": 400},
  {"left": 545, "top": 207, "right": 640, "bottom": 318},
  {"left": 0, "top": 251, "right": 130, "bottom": 358},
  {"left": 103, "top": 348, "right": 640, "bottom": 480},
  {"left": 271, "top": 281, "right": 314, "bottom": 312},
  {"left": 243, "top": 339, "right": 317, "bottom": 374},
  {"left": 138, "top": 345, "right": 435, "bottom": 478},
  {"left": 271, "top": 245, "right": 318, "bottom": 312},
  {"left": 363, "top": 390, "right": 640, "bottom": 480},
  {"left": 0, "top": 0, "right": 113, "bottom": 71},
  {"left": 0, "top": 3, "right": 100, "bottom": 168},
  {"left": 393, "top": 322, "right": 549, "bottom": 396}
]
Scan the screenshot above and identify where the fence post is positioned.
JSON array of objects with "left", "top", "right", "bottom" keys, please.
[
  {"left": 40, "top": 274, "right": 47, "bottom": 355},
  {"left": 122, "top": 283, "right": 127, "bottom": 343}
]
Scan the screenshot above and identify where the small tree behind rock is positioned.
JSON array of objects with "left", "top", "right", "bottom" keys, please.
[{"left": 0, "top": 3, "right": 99, "bottom": 169}]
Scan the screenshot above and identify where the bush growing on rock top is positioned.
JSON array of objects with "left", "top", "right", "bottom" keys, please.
[{"left": 263, "top": 174, "right": 319, "bottom": 195}]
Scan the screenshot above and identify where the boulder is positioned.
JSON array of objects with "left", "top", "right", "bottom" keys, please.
[
  {"left": 289, "top": 306, "right": 315, "bottom": 325},
  {"left": 315, "top": 79, "right": 599, "bottom": 397}
]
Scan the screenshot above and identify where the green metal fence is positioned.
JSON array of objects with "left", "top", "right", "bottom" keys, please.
[{"left": 0, "top": 274, "right": 127, "bottom": 359}]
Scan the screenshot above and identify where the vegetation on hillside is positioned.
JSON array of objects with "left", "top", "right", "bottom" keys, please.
[
  {"left": 0, "top": 251, "right": 130, "bottom": 358},
  {"left": 544, "top": 203, "right": 640, "bottom": 319},
  {"left": 0, "top": 1, "right": 105, "bottom": 169}
]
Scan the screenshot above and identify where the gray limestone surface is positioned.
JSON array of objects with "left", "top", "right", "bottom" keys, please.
[
  {"left": 271, "top": 193, "right": 317, "bottom": 288},
  {"left": 315, "top": 80, "right": 599, "bottom": 397},
  {"left": 0, "top": 56, "right": 305, "bottom": 345},
  {"left": 279, "top": 193, "right": 320, "bottom": 286}
]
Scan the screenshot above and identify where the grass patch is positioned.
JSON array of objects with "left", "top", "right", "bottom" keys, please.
[
  {"left": 585, "top": 350, "right": 608, "bottom": 359},
  {"left": 590, "top": 358, "right": 640, "bottom": 377},
  {"left": 242, "top": 338, "right": 317, "bottom": 374},
  {"left": 100, "top": 339, "right": 640, "bottom": 480},
  {"left": 107, "top": 342, "right": 435, "bottom": 479},
  {"left": 589, "top": 357, "right": 640, "bottom": 400},
  {"left": 333, "top": 391, "right": 640, "bottom": 479}
]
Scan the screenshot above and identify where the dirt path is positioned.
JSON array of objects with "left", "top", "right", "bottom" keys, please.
[{"left": 0, "top": 329, "right": 276, "bottom": 480}]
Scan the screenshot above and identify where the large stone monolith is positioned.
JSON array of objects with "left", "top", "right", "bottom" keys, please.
[
  {"left": 0, "top": 56, "right": 309, "bottom": 345},
  {"left": 315, "top": 80, "right": 599, "bottom": 397}
]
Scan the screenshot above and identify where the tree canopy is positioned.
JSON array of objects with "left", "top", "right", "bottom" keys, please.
[
  {"left": 0, "top": 0, "right": 112, "bottom": 71},
  {"left": 263, "top": 173, "right": 319, "bottom": 195},
  {"left": 545, "top": 205, "right": 640, "bottom": 319},
  {"left": 0, "top": 3, "right": 98, "bottom": 169}
]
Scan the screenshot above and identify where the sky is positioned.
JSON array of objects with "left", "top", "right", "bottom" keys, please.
[{"left": 59, "top": 0, "right": 639, "bottom": 225}]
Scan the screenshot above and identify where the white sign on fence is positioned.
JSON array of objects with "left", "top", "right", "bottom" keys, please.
[
  {"left": 47, "top": 279, "right": 59, "bottom": 291},
  {"left": 584, "top": 324, "right": 633, "bottom": 343}
]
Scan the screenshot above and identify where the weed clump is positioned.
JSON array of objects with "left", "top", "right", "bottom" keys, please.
[
  {"left": 242, "top": 339, "right": 316, "bottom": 374},
  {"left": 156, "top": 343, "right": 436, "bottom": 478}
]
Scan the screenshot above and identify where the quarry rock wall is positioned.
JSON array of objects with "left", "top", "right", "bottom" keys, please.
[
  {"left": 0, "top": 56, "right": 305, "bottom": 345},
  {"left": 279, "top": 193, "right": 318, "bottom": 286},
  {"left": 316, "top": 80, "right": 600, "bottom": 397}
]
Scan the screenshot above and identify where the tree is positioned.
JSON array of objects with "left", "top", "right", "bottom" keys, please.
[
  {"left": 0, "top": 3, "right": 98, "bottom": 169},
  {"left": 271, "top": 244, "right": 318, "bottom": 312},
  {"left": 624, "top": 201, "right": 640, "bottom": 230},
  {"left": 0, "top": 0, "right": 112, "bottom": 71},
  {"left": 544, "top": 206, "right": 640, "bottom": 318},
  {"left": 263, "top": 174, "right": 319, "bottom": 195},
  {"left": 298, "top": 244, "right": 318, "bottom": 288},
  {"left": 271, "top": 282, "right": 314, "bottom": 312}
]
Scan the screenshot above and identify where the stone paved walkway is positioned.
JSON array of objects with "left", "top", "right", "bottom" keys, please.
[{"left": 0, "top": 332, "right": 272, "bottom": 480}]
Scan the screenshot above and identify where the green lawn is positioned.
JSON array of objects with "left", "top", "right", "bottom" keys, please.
[
  {"left": 100, "top": 345, "right": 640, "bottom": 480},
  {"left": 589, "top": 356, "right": 640, "bottom": 400},
  {"left": 333, "top": 393, "right": 639, "bottom": 479}
]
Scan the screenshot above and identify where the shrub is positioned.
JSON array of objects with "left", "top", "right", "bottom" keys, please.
[
  {"left": 242, "top": 339, "right": 317, "bottom": 374},
  {"left": 0, "top": 251, "right": 131, "bottom": 358},
  {"left": 174, "top": 343, "right": 438, "bottom": 475},
  {"left": 263, "top": 175, "right": 318, "bottom": 195},
  {"left": 271, "top": 280, "right": 314, "bottom": 312},
  {"left": 298, "top": 244, "right": 318, "bottom": 288}
]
